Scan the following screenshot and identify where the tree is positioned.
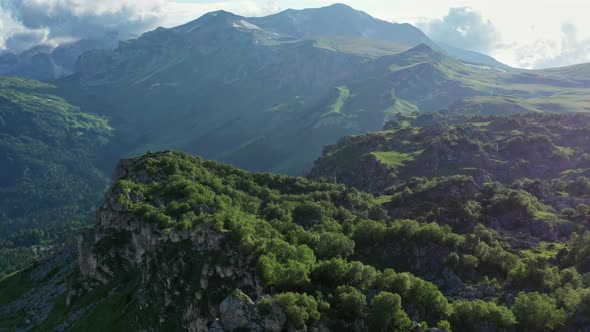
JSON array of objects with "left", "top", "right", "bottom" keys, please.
[
  {"left": 576, "top": 203, "right": 590, "bottom": 217},
  {"left": 368, "top": 205, "right": 388, "bottom": 221},
  {"left": 378, "top": 271, "right": 451, "bottom": 324},
  {"left": 512, "top": 292, "right": 566, "bottom": 331},
  {"left": 293, "top": 202, "right": 325, "bottom": 225},
  {"left": 354, "top": 220, "right": 386, "bottom": 247},
  {"left": 314, "top": 232, "right": 355, "bottom": 259},
  {"left": 257, "top": 239, "right": 316, "bottom": 289},
  {"left": 369, "top": 292, "right": 412, "bottom": 332},
  {"left": 333, "top": 286, "right": 368, "bottom": 319},
  {"left": 273, "top": 292, "right": 320, "bottom": 329},
  {"left": 451, "top": 300, "right": 515, "bottom": 331},
  {"left": 463, "top": 200, "right": 482, "bottom": 223}
]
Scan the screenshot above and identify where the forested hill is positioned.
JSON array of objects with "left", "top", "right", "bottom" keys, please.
[
  {"left": 310, "top": 112, "right": 590, "bottom": 241},
  {"left": 0, "top": 77, "right": 113, "bottom": 276},
  {"left": 1, "top": 149, "right": 590, "bottom": 331}
]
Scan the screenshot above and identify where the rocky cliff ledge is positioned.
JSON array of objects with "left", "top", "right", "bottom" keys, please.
[{"left": 76, "top": 156, "right": 290, "bottom": 331}]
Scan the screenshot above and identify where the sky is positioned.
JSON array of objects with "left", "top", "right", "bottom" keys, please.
[{"left": 1, "top": 0, "right": 589, "bottom": 69}]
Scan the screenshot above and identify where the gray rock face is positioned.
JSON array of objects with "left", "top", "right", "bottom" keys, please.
[
  {"left": 78, "top": 159, "right": 228, "bottom": 284},
  {"left": 219, "top": 290, "right": 255, "bottom": 331},
  {"left": 75, "top": 157, "right": 268, "bottom": 331},
  {"left": 217, "top": 290, "right": 286, "bottom": 332}
]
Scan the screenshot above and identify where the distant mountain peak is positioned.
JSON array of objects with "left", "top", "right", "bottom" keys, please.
[
  {"left": 322, "top": 3, "right": 358, "bottom": 12},
  {"left": 407, "top": 43, "right": 435, "bottom": 54},
  {"left": 327, "top": 3, "right": 354, "bottom": 8},
  {"left": 173, "top": 10, "right": 244, "bottom": 33}
]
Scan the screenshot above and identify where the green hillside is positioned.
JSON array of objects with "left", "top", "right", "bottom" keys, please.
[
  {"left": 61, "top": 31, "right": 590, "bottom": 177},
  {"left": 2, "top": 150, "right": 590, "bottom": 331},
  {"left": 0, "top": 77, "right": 113, "bottom": 277}
]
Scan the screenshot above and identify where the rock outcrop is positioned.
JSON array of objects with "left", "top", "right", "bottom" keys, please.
[{"left": 77, "top": 158, "right": 266, "bottom": 331}]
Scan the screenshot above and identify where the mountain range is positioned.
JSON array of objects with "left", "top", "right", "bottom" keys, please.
[
  {"left": 0, "top": 37, "right": 119, "bottom": 81},
  {"left": 1, "top": 4, "right": 590, "bottom": 331},
  {"left": 58, "top": 4, "right": 590, "bottom": 174},
  {"left": 2, "top": 3, "right": 590, "bottom": 275}
]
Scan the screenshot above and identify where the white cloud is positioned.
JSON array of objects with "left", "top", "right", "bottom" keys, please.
[
  {"left": 418, "top": 7, "right": 500, "bottom": 53},
  {"left": 502, "top": 23, "right": 590, "bottom": 69},
  {"left": 0, "top": 0, "right": 166, "bottom": 52}
]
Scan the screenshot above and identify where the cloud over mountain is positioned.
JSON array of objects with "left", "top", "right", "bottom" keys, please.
[
  {"left": 0, "top": 0, "right": 165, "bottom": 52},
  {"left": 418, "top": 7, "right": 501, "bottom": 53},
  {"left": 515, "top": 22, "right": 590, "bottom": 68}
]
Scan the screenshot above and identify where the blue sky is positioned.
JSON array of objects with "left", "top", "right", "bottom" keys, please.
[{"left": 1, "top": 0, "right": 590, "bottom": 69}]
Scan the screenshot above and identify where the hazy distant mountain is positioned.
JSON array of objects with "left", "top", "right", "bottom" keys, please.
[
  {"left": 0, "top": 37, "right": 119, "bottom": 81},
  {"left": 62, "top": 5, "right": 590, "bottom": 176},
  {"left": 437, "top": 42, "right": 511, "bottom": 69},
  {"left": 249, "top": 3, "right": 508, "bottom": 68},
  {"left": 249, "top": 3, "right": 431, "bottom": 47}
]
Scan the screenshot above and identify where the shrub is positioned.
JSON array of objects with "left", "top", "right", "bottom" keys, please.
[
  {"left": 576, "top": 204, "right": 590, "bottom": 216},
  {"left": 257, "top": 239, "right": 316, "bottom": 289},
  {"left": 354, "top": 219, "right": 386, "bottom": 247},
  {"left": 377, "top": 270, "right": 451, "bottom": 324},
  {"left": 333, "top": 286, "right": 368, "bottom": 319},
  {"left": 314, "top": 232, "right": 355, "bottom": 259},
  {"left": 512, "top": 292, "right": 566, "bottom": 331},
  {"left": 274, "top": 292, "right": 320, "bottom": 329},
  {"left": 451, "top": 300, "right": 515, "bottom": 331},
  {"left": 369, "top": 291, "right": 412, "bottom": 332}
]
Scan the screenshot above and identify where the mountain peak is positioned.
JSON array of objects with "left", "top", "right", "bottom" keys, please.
[
  {"left": 408, "top": 43, "right": 436, "bottom": 54},
  {"left": 323, "top": 3, "right": 357, "bottom": 11},
  {"left": 173, "top": 10, "right": 243, "bottom": 33},
  {"left": 248, "top": 3, "right": 430, "bottom": 47}
]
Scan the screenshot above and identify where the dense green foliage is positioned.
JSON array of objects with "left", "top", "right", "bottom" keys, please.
[
  {"left": 3, "top": 147, "right": 590, "bottom": 330},
  {"left": 308, "top": 113, "right": 590, "bottom": 330},
  {"left": 512, "top": 292, "right": 566, "bottom": 331},
  {"left": 0, "top": 77, "right": 112, "bottom": 277},
  {"left": 103, "top": 152, "right": 458, "bottom": 329},
  {"left": 107, "top": 151, "right": 590, "bottom": 330}
]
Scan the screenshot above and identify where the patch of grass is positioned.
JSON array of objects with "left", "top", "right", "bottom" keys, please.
[
  {"left": 68, "top": 279, "right": 139, "bottom": 332},
  {"left": 313, "top": 36, "right": 406, "bottom": 58},
  {"left": 0, "top": 314, "right": 27, "bottom": 330},
  {"left": 371, "top": 151, "right": 415, "bottom": 169},
  {"left": 323, "top": 86, "right": 350, "bottom": 117},
  {"left": 556, "top": 146, "right": 575, "bottom": 157},
  {"left": 0, "top": 269, "right": 33, "bottom": 307},
  {"left": 534, "top": 210, "right": 560, "bottom": 220},
  {"left": 32, "top": 294, "right": 68, "bottom": 332},
  {"left": 520, "top": 242, "right": 566, "bottom": 261},
  {"left": 469, "top": 121, "right": 492, "bottom": 127},
  {"left": 384, "top": 97, "right": 419, "bottom": 115},
  {"left": 374, "top": 195, "right": 393, "bottom": 204}
]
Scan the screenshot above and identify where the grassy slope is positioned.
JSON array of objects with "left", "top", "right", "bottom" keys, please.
[
  {"left": 313, "top": 36, "right": 408, "bottom": 58},
  {"left": 371, "top": 151, "right": 416, "bottom": 168}
]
